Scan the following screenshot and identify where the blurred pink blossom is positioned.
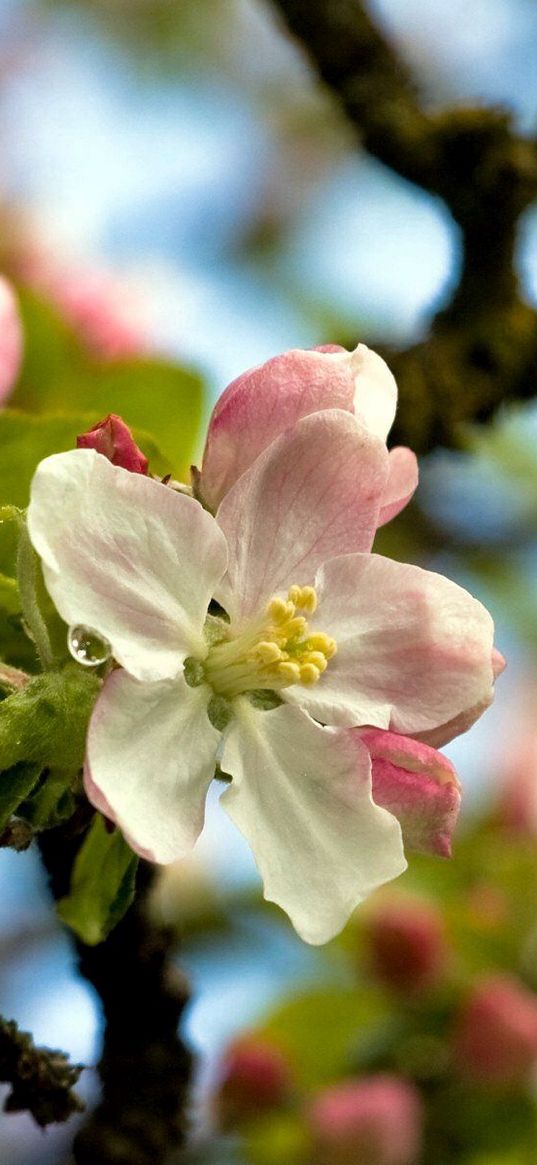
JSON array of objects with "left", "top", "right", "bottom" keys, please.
[
  {"left": 493, "top": 675, "right": 537, "bottom": 836},
  {"left": 215, "top": 1037, "right": 292, "bottom": 1127},
  {"left": 0, "top": 276, "right": 23, "bottom": 403},
  {"left": 308, "top": 1075, "right": 423, "bottom": 1165},
  {"left": 364, "top": 894, "right": 448, "bottom": 994},
  {"left": 453, "top": 975, "right": 537, "bottom": 1086},
  {"left": 19, "top": 243, "right": 151, "bottom": 361}
]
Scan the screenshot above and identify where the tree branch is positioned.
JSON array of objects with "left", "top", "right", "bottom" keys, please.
[
  {"left": 39, "top": 830, "right": 193, "bottom": 1165},
  {"left": 271, "top": 0, "right": 537, "bottom": 451},
  {"left": 0, "top": 1016, "right": 83, "bottom": 1127}
]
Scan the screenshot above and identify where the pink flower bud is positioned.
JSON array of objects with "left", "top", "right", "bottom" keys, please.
[
  {"left": 358, "top": 729, "right": 461, "bottom": 858},
  {"left": 308, "top": 1076, "right": 423, "bottom": 1165},
  {"left": 365, "top": 896, "right": 448, "bottom": 994},
  {"left": 0, "top": 276, "right": 23, "bottom": 404},
  {"left": 215, "top": 1038, "right": 291, "bottom": 1128},
  {"left": 453, "top": 976, "right": 537, "bottom": 1086},
  {"left": 77, "top": 414, "right": 148, "bottom": 474}
]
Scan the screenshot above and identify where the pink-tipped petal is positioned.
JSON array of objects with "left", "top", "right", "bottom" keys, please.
[
  {"left": 28, "top": 449, "right": 227, "bottom": 681},
  {"left": 377, "top": 447, "right": 419, "bottom": 527},
  {"left": 358, "top": 729, "right": 461, "bottom": 857},
  {"left": 216, "top": 410, "right": 389, "bottom": 625},
  {"left": 0, "top": 277, "right": 23, "bottom": 403},
  {"left": 200, "top": 343, "right": 397, "bottom": 511}
]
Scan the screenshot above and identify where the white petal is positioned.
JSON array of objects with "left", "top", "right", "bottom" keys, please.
[
  {"left": 28, "top": 449, "right": 228, "bottom": 680},
  {"left": 287, "top": 554, "right": 495, "bottom": 734},
  {"left": 220, "top": 700, "right": 406, "bottom": 944},
  {"left": 85, "top": 670, "right": 219, "bottom": 862},
  {"left": 216, "top": 410, "right": 389, "bottom": 624}
]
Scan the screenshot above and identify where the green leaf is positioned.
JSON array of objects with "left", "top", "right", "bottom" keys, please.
[
  {"left": 0, "top": 665, "right": 100, "bottom": 775},
  {"left": 11, "top": 287, "right": 204, "bottom": 476},
  {"left": 57, "top": 815, "right": 138, "bottom": 944},
  {"left": 0, "top": 411, "right": 104, "bottom": 509},
  {"left": 0, "top": 410, "right": 168, "bottom": 510},
  {"left": 65, "top": 359, "right": 204, "bottom": 476},
  {"left": 18, "top": 767, "right": 78, "bottom": 830},
  {"left": 0, "top": 762, "right": 41, "bottom": 831}
]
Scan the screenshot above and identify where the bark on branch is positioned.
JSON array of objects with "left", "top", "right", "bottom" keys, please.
[
  {"left": 39, "top": 831, "right": 192, "bottom": 1165},
  {"left": 272, "top": 0, "right": 537, "bottom": 451}
]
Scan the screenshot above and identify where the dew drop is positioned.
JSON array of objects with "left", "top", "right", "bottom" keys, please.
[{"left": 67, "top": 624, "right": 112, "bottom": 668}]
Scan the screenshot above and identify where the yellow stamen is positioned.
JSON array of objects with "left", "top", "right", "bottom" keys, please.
[
  {"left": 278, "top": 660, "right": 301, "bottom": 683},
  {"left": 253, "top": 641, "right": 283, "bottom": 664},
  {"left": 299, "top": 663, "right": 321, "bottom": 685},
  {"left": 308, "top": 632, "right": 337, "bottom": 658},
  {"left": 202, "top": 584, "right": 337, "bottom": 699}
]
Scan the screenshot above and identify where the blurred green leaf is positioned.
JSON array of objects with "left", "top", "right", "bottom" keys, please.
[
  {"left": 246, "top": 1113, "right": 308, "bottom": 1165},
  {"left": 11, "top": 287, "right": 204, "bottom": 475},
  {"left": 0, "top": 410, "right": 171, "bottom": 510},
  {"left": 57, "top": 814, "right": 138, "bottom": 944},
  {"left": 259, "top": 987, "right": 392, "bottom": 1090}
]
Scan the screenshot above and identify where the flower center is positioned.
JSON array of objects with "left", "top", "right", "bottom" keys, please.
[{"left": 202, "top": 585, "right": 337, "bottom": 700}]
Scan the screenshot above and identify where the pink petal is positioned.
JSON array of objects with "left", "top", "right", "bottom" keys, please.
[
  {"left": 359, "top": 729, "right": 461, "bottom": 857},
  {"left": 415, "top": 648, "right": 505, "bottom": 748},
  {"left": 0, "top": 277, "right": 23, "bottom": 404},
  {"left": 377, "top": 447, "right": 419, "bottom": 527},
  {"left": 216, "top": 410, "right": 389, "bottom": 625},
  {"left": 28, "top": 449, "right": 227, "bottom": 681},
  {"left": 200, "top": 343, "right": 397, "bottom": 511},
  {"left": 287, "top": 553, "right": 496, "bottom": 735}
]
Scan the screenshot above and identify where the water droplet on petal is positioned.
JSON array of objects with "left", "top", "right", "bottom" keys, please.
[{"left": 67, "top": 624, "right": 112, "bottom": 668}]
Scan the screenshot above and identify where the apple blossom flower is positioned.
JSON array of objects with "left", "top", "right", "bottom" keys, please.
[
  {"left": 77, "top": 414, "right": 149, "bottom": 474},
  {"left": 0, "top": 276, "right": 23, "bottom": 404},
  {"left": 198, "top": 342, "right": 418, "bottom": 525},
  {"left": 453, "top": 975, "right": 537, "bottom": 1086},
  {"left": 28, "top": 409, "right": 497, "bottom": 943},
  {"left": 308, "top": 1075, "right": 423, "bottom": 1165}
]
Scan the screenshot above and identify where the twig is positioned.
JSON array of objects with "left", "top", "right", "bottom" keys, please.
[
  {"left": 0, "top": 1016, "right": 83, "bottom": 1127},
  {"left": 271, "top": 0, "right": 537, "bottom": 450}
]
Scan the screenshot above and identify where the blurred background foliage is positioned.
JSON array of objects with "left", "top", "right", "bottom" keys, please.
[{"left": 1, "top": 0, "right": 537, "bottom": 1162}]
